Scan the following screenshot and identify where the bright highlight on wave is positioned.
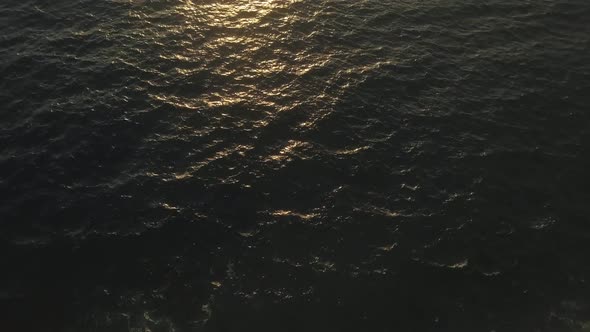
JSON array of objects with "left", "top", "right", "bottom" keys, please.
[{"left": 129, "top": 0, "right": 342, "bottom": 126}]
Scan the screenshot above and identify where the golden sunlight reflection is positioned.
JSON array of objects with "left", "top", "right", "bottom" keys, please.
[
  {"left": 178, "top": 0, "right": 293, "bottom": 28},
  {"left": 138, "top": 0, "right": 343, "bottom": 115},
  {"left": 174, "top": 0, "right": 305, "bottom": 108}
]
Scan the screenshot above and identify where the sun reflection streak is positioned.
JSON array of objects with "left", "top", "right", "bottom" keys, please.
[
  {"left": 178, "top": 0, "right": 297, "bottom": 29},
  {"left": 130, "top": 0, "right": 369, "bottom": 135},
  {"left": 144, "top": 0, "right": 306, "bottom": 109}
]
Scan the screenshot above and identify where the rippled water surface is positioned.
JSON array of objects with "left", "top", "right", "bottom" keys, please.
[{"left": 1, "top": 0, "right": 590, "bottom": 331}]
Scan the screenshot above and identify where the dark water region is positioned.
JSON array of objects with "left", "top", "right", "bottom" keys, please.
[{"left": 1, "top": 0, "right": 590, "bottom": 331}]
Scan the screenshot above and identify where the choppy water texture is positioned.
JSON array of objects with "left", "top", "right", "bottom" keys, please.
[{"left": 1, "top": 0, "right": 590, "bottom": 331}]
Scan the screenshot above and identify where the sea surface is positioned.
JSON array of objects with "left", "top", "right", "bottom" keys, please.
[{"left": 1, "top": 0, "right": 590, "bottom": 331}]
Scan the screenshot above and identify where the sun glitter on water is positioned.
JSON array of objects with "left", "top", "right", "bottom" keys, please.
[{"left": 141, "top": 0, "right": 311, "bottom": 110}]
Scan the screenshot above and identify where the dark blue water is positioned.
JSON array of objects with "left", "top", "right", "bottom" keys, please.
[{"left": 1, "top": 0, "right": 590, "bottom": 331}]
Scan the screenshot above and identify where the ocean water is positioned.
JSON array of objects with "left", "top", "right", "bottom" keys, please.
[{"left": 1, "top": 0, "right": 590, "bottom": 331}]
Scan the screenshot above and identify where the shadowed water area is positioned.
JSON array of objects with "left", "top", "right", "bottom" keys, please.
[{"left": 1, "top": 0, "right": 590, "bottom": 331}]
